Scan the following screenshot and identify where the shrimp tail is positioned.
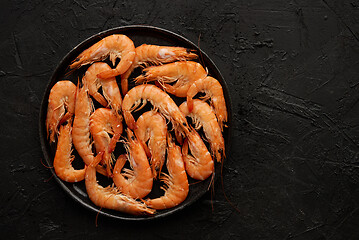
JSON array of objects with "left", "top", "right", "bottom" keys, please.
[
  {"left": 97, "top": 69, "right": 118, "bottom": 79},
  {"left": 121, "top": 76, "right": 129, "bottom": 95},
  {"left": 123, "top": 110, "right": 137, "bottom": 130},
  {"left": 113, "top": 154, "right": 127, "bottom": 175},
  {"left": 92, "top": 92, "right": 108, "bottom": 107},
  {"left": 91, "top": 152, "right": 105, "bottom": 167},
  {"left": 134, "top": 130, "right": 151, "bottom": 158},
  {"left": 182, "top": 138, "right": 189, "bottom": 156},
  {"left": 96, "top": 165, "right": 108, "bottom": 176},
  {"left": 186, "top": 95, "right": 194, "bottom": 113},
  {"left": 108, "top": 131, "right": 121, "bottom": 153},
  {"left": 59, "top": 112, "right": 73, "bottom": 126},
  {"left": 104, "top": 151, "right": 114, "bottom": 177},
  {"left": 162, "top": 83, "right": 176, "bottom": 95},
  {"left": 175, "top": 128, "right": 184, "bottom": 145}
]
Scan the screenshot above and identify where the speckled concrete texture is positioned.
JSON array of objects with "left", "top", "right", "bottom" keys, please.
[{"left": 1, "top": 0, "right": 359, "bottom": 239}]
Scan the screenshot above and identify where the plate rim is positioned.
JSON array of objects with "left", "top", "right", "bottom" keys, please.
[{"left": 39, "top": 25, "right": 233, "bottom": 221}]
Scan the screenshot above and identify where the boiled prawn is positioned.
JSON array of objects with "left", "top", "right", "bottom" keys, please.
[
  {"left": 121, "top": 44, "right": 197, "bottom": 94},
  {"left": 46, "top": 80, "right": 76, "bottom": 143},
  {"left": 70, "top": 34, "right": 135, "bottom": 79},
  {"left": 85, "top": 152, "right": 155, "bottom": 215},
  {"left": 134, "top": 61, "right": 207, "bottom": 97}
]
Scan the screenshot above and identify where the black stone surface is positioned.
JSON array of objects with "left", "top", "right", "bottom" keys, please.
[{"left": 1, "top": 0, "right": 359, "bottom": 239}]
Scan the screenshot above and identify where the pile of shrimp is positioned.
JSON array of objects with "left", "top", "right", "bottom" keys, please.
[{"left": 46, "top": 34, "right": 228, "bottom": 216}]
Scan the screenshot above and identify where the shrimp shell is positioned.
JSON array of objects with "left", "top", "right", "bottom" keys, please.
[
  {"left": 70, "top": 34, "right": 135, "bottom": 79},
  {"left": 145, "top": 134, "right": 189, "bottom": 209},
  {"left": 83, "top": 62, "right": 122, "bottom": 113},
  {"left": 179, "top": 99, "right": 225, "bottom": 162},
  {"left": 85, "top": 152, "right": 155, "bottom": 215},
  {"left": 187, "top": 76, "right": 227, "bottom": 130},
  {"left": 90, "top": 108, "right": 123, "bottom": 176},
  {"left": 182, "top": 128, "right": 214, "bottom": 180},
  {"left": 122, "top": 84, "right": 189, "bottom": 134},
  {"left": 135, "top": 111, "right": 167, "bottom": 178},
  {"left": 46, "top": 80, "right": 76, "bottom": 143},
  {"left": 134, "top": 61, "right": 207, "bottom": 97},
  {"left": 121, "top": 44, "right": 198, "bottom": 95},
  {"left": 53, "top": 121, "right": 86, "bottom": 182},
  {"left": 112, "top": 129, "right": 153, "bottom": 199},
  {"left": 72, "top": 84, "right": 107, "bottom": 176}
]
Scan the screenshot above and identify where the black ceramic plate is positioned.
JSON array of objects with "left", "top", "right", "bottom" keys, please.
[{"left": 39, "top": 25, "right": 232, "bottom": 220}]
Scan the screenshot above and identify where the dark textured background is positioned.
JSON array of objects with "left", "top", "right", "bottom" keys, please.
[{"left": 1, "top": 0, "right": 359, "bottom": 239}]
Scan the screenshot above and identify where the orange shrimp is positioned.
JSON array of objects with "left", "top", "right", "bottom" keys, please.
[
  {"left": 112, "top": 129, "right": 153, "bottom": 199},
  {"left": 182, "top": 128, "right": 214, "bottom": 180},
  {"left": 134, "top": 61, "right": 207, "bottom": 97},
  {"left": 70, "top": 34, "right": 135, "bottom": 79},
  {"left": 85, "top": 152, "right": 155, "bottom": 215},
  {"left": 121, "top": 44, "right": 197, "bottom": 95},
  {"left": 145, "top": 134, "right": 189, "bottom": 210},
  {"left": 46, "top": 80, "right": 76, "bottom": 142},
  {"left": 72, "top": 84, "right": 107, "bottom": 176},
  {"left": 53, "top": 121, "right": 86, "bottom": 182},
  {"left": 90, "top": 108, "right": 123, "bottom": 176},
  {"left": 187, "top": 76, "right": 227, "bottom": 130},
  {"left": 135, "top": 111, "right": 167, "bottom": 178},
  {"left": 83, "top": 62, "right": 122, "bottom": 113},
  {"left": 179, "top": 99, "right": 225, "bottom": 162},
  {"left": 121, "top": 84, "right": 189, "bottom": 134}
]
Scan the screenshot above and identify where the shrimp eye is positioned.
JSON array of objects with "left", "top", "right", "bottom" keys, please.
[{"left": 130, "top": 135, "right": 135, "bottom": 140}]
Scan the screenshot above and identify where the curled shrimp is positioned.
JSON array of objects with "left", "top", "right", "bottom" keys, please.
[
  {"left": 145, "top": 134, "right": 189, "bottom": 210},
  {"left": 134, "top": 61, "right": 207, "bottom": 97},
  {"left": 46, "top": 80, "right": 76, "bottom": 143},
  {"left": 135, "top": 111, "right": 167, "bottom": 178},
  {"left": 182, "top": 128, "right": 214, "bottom": 180},
  {"left": 90, "top": 108, "right": 123, "bottom": 176},
  {"left": 121, "top": 84, "right": 189, "bottom": 134},
  {"left": 121, "top": 44, "right": 198, "bottom": 95},
  {"left": 70, "top": 34, "right": 135, "bottom": 79},
  {"left": 179, "top": 99, "right": 225, "bottom": 162},
  {"left": 54, "top": 121, "right": 86, "bottom": 182},
  {"left": 85, "top": 152, "right": 155, "bottom": 215},
  {"left": 83, "top": 62, "right": 122, "bottom": 113},
  {"left": 112, "top": 129, "right": 153, "bottom": 199},
  {"left": 187, "top": 76, "right": 227, "bottom": 130},
  {"left": 72, "top": 84, "right": 107, "bottom": 176}
]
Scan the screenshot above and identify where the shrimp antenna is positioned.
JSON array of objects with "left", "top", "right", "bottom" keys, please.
[
  {"left": 189, "top": 180, "right": 202, "bottom": 186},
  {"left": 40, "top": 157, "right": 53, "bottom": 169},
  {"left": 210, "top": 172, "right": 215, "bottom": 212},
  {"left": 65, "top": 66, "right": 76, "bottom": 78},
  {"left": 44, "top": 173, "right": 55, "bottom": 183},
  {"left": 95, "top": 206, "right": 103, "bottom": 227}
]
